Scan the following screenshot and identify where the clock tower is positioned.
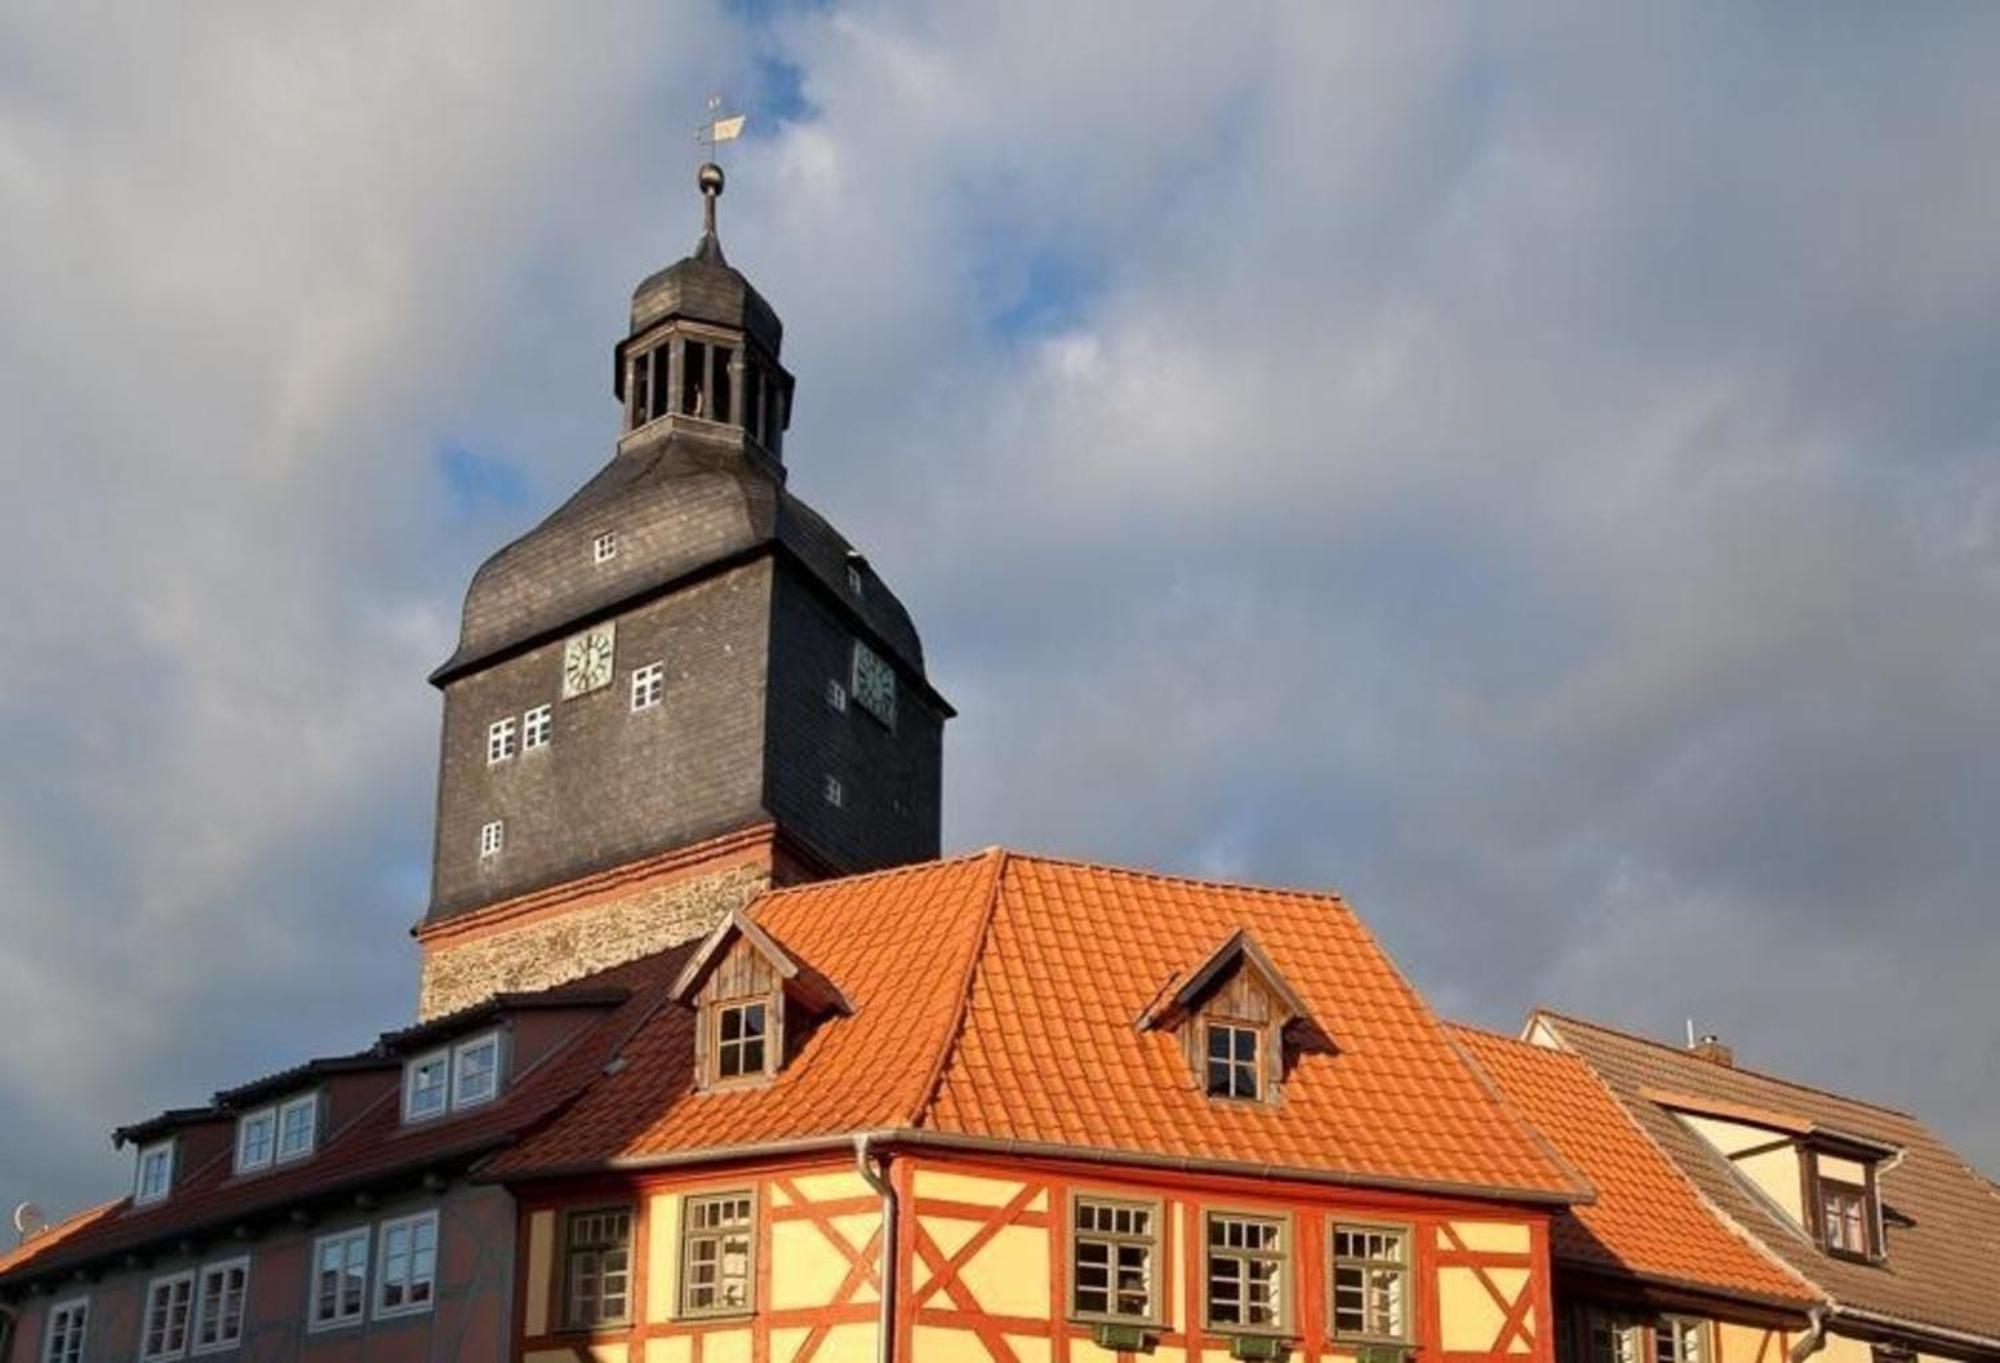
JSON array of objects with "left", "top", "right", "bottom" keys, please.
[{"left": 414, "top": 164, "right": 951, "bottom": 1018}]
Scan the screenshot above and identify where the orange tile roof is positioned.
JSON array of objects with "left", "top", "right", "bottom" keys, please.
[
  {"left": 1449, "top": 1024, "right": 1811, "bottom": 1307},
  {"left": 494, "top": 851, "right": 1582, "bottom": 1203}
]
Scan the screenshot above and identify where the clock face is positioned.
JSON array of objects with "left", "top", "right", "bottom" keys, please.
[
  {"left": 850, "top": 641, "right": 897, "bottom": 728},
  {"left": 561, "top": 623, "right": 616, "bottom": 699}
]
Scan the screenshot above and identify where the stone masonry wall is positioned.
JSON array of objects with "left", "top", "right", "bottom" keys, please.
[{"left": 417, "top": 860, "right": 770, "bottom": 1020}]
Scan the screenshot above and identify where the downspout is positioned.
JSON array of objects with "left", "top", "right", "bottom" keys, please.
[
  {"left": 1788, "top": 1304, "right": 1831, "bottom": 1363},
  {"left": 855, "top": 1134, "right": 897, "bottom": 1363}
]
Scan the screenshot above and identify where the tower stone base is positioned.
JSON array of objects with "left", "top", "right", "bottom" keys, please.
[{"left": 414, "top": 823, "right": 828, "bottom": 1020}]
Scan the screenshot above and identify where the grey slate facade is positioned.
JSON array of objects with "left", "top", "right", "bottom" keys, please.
[{"left": 426, "top": 172, "right": 949, "bottom": 924}]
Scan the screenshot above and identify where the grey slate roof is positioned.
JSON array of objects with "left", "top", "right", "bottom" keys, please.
[{"left": 429, "top": 424, "right": 928, "bottom": 687}]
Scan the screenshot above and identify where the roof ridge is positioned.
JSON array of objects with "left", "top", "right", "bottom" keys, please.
[
  {"left": 753, "top": 846, "right": 997, "bottom": 903},
  {"left": 996, "top": 847, "right": 1352, "bottom": 905},
  {"left": 1533, "top": 1008, "right": 1917, "bottom": 1121},
  {"left": 906, "top": 849, "right": 1011, "bottom": 1129}
]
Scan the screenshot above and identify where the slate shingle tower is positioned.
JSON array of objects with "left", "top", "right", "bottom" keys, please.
[{"left": 415, "top": 163, "right": 950, "bottom": 1018}]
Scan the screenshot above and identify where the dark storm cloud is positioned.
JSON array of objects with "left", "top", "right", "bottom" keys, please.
[{"left": 0, "top": 1, "right": 1994, "bottom": 1215}]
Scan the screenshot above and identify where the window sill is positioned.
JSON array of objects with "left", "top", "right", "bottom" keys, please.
[
  {"left": 373, "top": 1300, "right": 437, "bottom": 1322},
  {"left": 677, "top": 1307, "right": 757, "bottom": 1324}
]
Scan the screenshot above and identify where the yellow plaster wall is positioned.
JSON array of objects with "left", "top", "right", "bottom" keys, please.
[
  {"left": 1816, "top": 1333, "right": 1876, "bottom": 1363},
  {"left": 912, "top": 1169, "right": 1023, "bottom": 1207},
  {"left": 1817, "top": 1153, "right": 1868, "bottom": 1186},
  {"left": 1679, "top": 1115, "right": 1807, "bottom": 1225},
  {"left": 954, "top": 1223, "right": 1050, "bottom": 1319},
  {"left": 915, "top": 1324, "right": 992, "bottom": 1362},
  {"left": 647, "top": 1191, "right": 682, "bottom": 1324},
  {"left": 1440, "top": 1266, "right": 1510, "bottom": 1351},
  {"left": 646, "top": 1339, "right": 693, "bottom": 1363},
  {"left": 705, "top": 1326, "right": 753, "bottom": 1363},
  {"left": 1450, "top": 1221, "right": 1533, "bottom": 1254},
  {"left": 812, "top": 1323, "right": 880, "bottom": 1363},
  {"left": 525, "top": 1208, "right": 556, "bottom": 1337},
  {"left": 768, "top": 1206, "right": 883, "bottom": 1311}
]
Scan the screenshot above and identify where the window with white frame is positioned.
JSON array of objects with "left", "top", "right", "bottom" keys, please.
[
  {"left": 523, "top": 704, "right": 553, "bottom": 751},
  {"left": 235, "top": 1108, "right": 277, "bottom": 1173},
  {"left": 1584, "top": 1313, "right": 1646, "bottom": 1363},
  {"left": 679, "top": 1191, "right": 754, "bottom": 1317},
  {"left": 451, "top": 1032, "right": 501, "bottom": 1109},
  {"left": 487, "top": 717, "right": 517, "bottom": 765},
  {"left": 140, "top": 1272, "right": 194, "bottom": 1361},
  {"left": 1330, "top": 1224, "right": 1411, "bottom": 1341},
  {"left": 376, "top": 1211, "right": 439, "bottom": 1318},
  {"left": 594, "top": 531, "right": 618, "bottom": 564},
  {"left": 1655, "top": 1318, "right": 1710, "bottom": 1363},
  {"left": 1070, "top": 1197, "right": 1159, "bottom": 1323},
  {"left": 309, "top": 1227, "right": 370, "bottom": 1330},
  {"left": 1204, "top": 1020, "right": 1262, "bottom": 1101},
  {"left": 823, "top": 774, "right": 844, "bottom": 808},
  {"left": 631, "top": 661, "right": 665, "bottom": 711},
  {"left": 192, "top": 1257, "right": 249, "bottom": 1355},
  {"left": 825, "top": 679, "right": 847, "bottom": 713},
  {"left": 1204, "top": 1212, "right": 1287, "bottom": 1333},
  {"left": 276, "top": 1093, "right": 318, "bottom": 1162},
  {"left": 403, "top": 1049, "right": 449, "bottom": 1122},
  {"left": 135, "top": 1140, "right": 175, "bottom": 1205},
  {"left": 41, "top": 1298, "right": 87, "bottom": 1363},
  {"left": 479, "top": 819, "right": 504, "bottom": 858}
]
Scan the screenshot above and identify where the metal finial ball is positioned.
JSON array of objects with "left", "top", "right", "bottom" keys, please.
[{"left": 698, "top": 162, "right": 725, "bottom": 196}]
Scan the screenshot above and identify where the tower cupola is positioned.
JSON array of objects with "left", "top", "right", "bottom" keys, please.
[{"left": 614, "top": 163, "right": 794, "bottom": 463}]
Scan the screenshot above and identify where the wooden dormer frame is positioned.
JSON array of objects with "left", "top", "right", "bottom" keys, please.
[
  {"left": 671, "top": 909, "right": 852, "bottom": 1089},
  {"left": 1138, "top": 929, "right": 1316, "bottom": 1105}
]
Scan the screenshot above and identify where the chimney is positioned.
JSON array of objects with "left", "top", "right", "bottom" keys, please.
[{"left": 1691, "top": 1033, "right": 1734, "bottom": 1067}]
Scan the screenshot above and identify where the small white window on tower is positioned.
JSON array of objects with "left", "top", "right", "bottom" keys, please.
[
  {"left": 631, "top": 662, "right": 665, "bottom": 712},
  {"left": 847, "top": 564, "right": 865, "bottom": 597},
  {"left": 823, "top": 775, "right": 844, "bottom": 808},
  {"left": 487, "top": 717, "right": 517, "bottom": 765},
  {"left": 825, "top": 679, "right": 847, "bottom": 713},
  {"left": 594, "top": 531, "right": 618, "bottom": 564},
  {"left": 479, "top": 820, "right": 504, "bottom": 858},
  {"left": 523, "top": 704, "right": 553, "bottom": 751}
]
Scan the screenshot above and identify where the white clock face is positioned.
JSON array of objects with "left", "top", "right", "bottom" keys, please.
[
  {"left": 850, "top": 641, "right": 897, "bottom": 728},
  {"left": 561, "top": 623, "right": 616, "bottom": 699}
]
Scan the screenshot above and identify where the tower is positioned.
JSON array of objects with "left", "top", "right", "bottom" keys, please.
[{"left": 415, "top": 164, "right": 951, "bottom": 1019}]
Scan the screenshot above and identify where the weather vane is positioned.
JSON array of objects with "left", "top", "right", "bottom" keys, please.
[{"left": 695, "top": 93, "right": 746, "bottom": 166}]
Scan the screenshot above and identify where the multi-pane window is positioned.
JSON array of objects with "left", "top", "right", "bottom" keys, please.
[
  {"left": 140, "top": 1272, "right": 194, "bottom": 1361},
  {"left": 277, "top": 1094, "right": 317, "bottom": 1162},
  {"left": 192, "top": 1258, "right": 249, "bottom": 1354},
  {"left": 480, "top": 819, "right": 505, "bottom": 858},
  {"left": 235, "top": 1108, "right": 277, "bottom": 1173},
  {"left": 1655, "top": 1318, "right": 1709, "bottom": 1363},
  {"left": 1206, "top": 1021, "right": 1262, "bottom": 1100},
  {"left": 1071, "top": 1198, "right": 1158, "bottom": 1323},
  {"left": 823, "top": 774, "right": 844, "bottom": 808},
  {"left": 631, "top": 662, "right": 665, "bottom": 711},
  {"left": 1205, "top": 1212, "right": 1286, "bottom": 1332},
  {"left": 404, "top": 1050, "right": 449, "bottom": 1121},
  {"left": 41, "top": 1299, "right": 87, "bottom": 1363},
  {"left": 452, "top": 1032, "right": 501, "bottom": 1109},
  {"left": 310, "top": 1228, "right": 369, "bottom": 1330},
  {"left": 825, "top": 679, "right": 847, "bottom": 713},
  {"left": 523, "top": 704, "right": 553, "bottom": 751},
  {"left": 1331, "top": 1224, "right": 1411, "bottom": 1340},
  {"left": 136, "top": 1141, "right": 174, "bottom": 1205},
  {"left": 594, "top": 531, "right": 618, "bottom": 564},
  {"left": 563, "top": 1208, "right": 635, "bottom": 1329},
  {"left": 1585, "top": 1314, "right": 1645, "bottom": 1363},
  {"left": 680, "top": 1192, "right": 755, "bottom": 1316},
  {"left": 487, "top": 717, "right": 517, "bottom": 764},
  {"left": 1821, "top": 1182, "right": 1870, "bottom": 1256},
  {"left": 714, "top": 1002, "right": 768, "bottom": 1081},
  {"left": 376, "top": 1212, "right": 439, "bottom": 1317}
]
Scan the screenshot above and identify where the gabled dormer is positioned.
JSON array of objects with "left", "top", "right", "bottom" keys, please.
[
  {"left": 670, "top": 907, "right": 851, "bottom": 1090},
  {"left": 1138, "top": 930, "right": 1317, "bottom": 1105},
  {"left": 112, "top": 1108, "right": 222, "bottom": 1209}
]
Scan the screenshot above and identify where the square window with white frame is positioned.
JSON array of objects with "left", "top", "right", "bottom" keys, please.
[
  {"left": 235, "top": 1107, "right": 277, "bottom": 1173},
  {"left": 42, "top": 1298, "right": 88, "bottom": 1363},
  {"left": 375, "top": 1211, "right": 439, "bottom": 1318},
  {"left": 487, "top": 716, "right": 517, "bottom": 764},
  {"left": 631, "top": 661, "right": 665, "bottom": 711},
  {"left": 1205, "top": 1211, "right": 1287, "bottom": 1333},
  {"left": 452, "top": 1031, "right": 501, "bottom": 1109},
  {"left": 276, "top": 1093, "right": 318, "bottom": 1163},
  {"left": 309, "top": 1227, "right": 370, "bottom": 1331},
  {"left": 135, "top": 1140, "right": 174, "bottom": 1205},
  {"left": 404, "top": 1049, "right": 449, "bottom": 1122},
  {"left": 1655, "top": 1318, "right": 1710, "bottom": 1363},
  {"left": 1070, "top": 1197, "right": 1159, "bottom": 1324},
  {"left": 479, "top": 819, "right": 504, "bottom": 858},
  {"left": 1205, "top": 1020, "right": 1263, "bottom": 1101},
  {"left": 1330, "top": 1223, "right": 1411, "bottom": 1341},
  {"left": 523, "top": 704, "right": 553, "bottom": 751},
  {"left": 679, "top": 1191, "right": 754, "bottom": 1317},
  {"left": 140, "top": 1271, "right": 195, "bottom": 1361},
  {"left": 593, "top": 531, "right": 618, "bottom": 564},
  {"left": 192, "top": 1257, "right": 249, "bottom": 1355}
]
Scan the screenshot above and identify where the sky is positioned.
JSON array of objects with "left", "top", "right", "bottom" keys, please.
[{"left": 1, "top": 1, "right": 1997, "bottom": 1217}]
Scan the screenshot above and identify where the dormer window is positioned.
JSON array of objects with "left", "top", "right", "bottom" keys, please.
[
  {"left": 403, "top": 1031, "right": 501, "bottom": 1123},
  {"left": 671, "top": 908, "right": 852, "bottom": 1091},
  {"left": 235, "top": 1108, "right": 277, "bottom": 1173},
  {"left": 452, "top": 1032, "right": 501, "bottom": 1109},
  {"left": 404, "top": 1050, "right": 449, "bottom": 1122},
  {"left": 1139, "top": 929, "right": 1317, "bottom": 1108},
  {"left": 134, "top": 1140, "right": 174, "bottom": 1205},
  {"left": 276, "top": 1093, "right": 319, "bottom": 1162}
]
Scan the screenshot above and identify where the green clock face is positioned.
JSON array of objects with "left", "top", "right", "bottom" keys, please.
[
  {"left": 561, "top": 623, "right": 616, "bottom": 699},
  {"left": 851, "top": 641, "right": 897, "bottom": 728}
]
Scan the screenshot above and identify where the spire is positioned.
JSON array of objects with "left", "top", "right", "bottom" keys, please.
[{"left": 694, "top": 161, "right": 727, "bottom": 266}]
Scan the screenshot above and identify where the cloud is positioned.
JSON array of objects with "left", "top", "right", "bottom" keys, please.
[{"left": 1, "top": 0, "right": 1995, "bottom": 1214}]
